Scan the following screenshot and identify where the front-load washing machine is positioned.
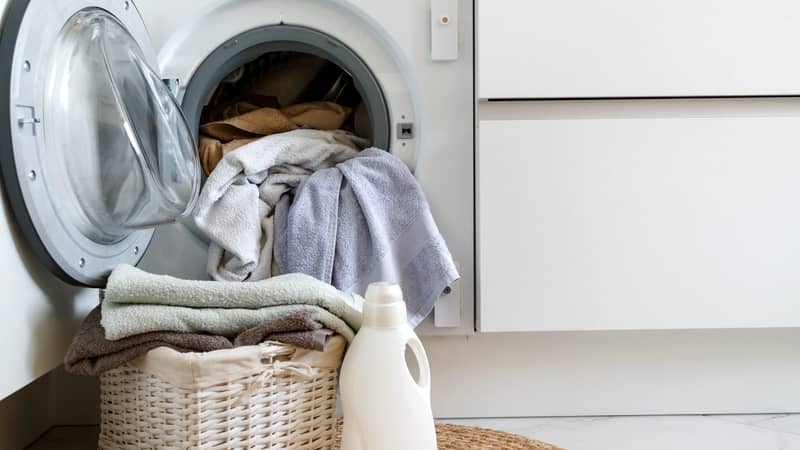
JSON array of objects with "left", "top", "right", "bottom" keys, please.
[{"left": 0, "top": 0, "right": 474, "bottom": 334}]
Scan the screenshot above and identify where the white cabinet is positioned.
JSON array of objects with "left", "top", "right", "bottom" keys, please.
[
  {"left": 478, "top": 0, "right": 800, "bottom": 99},
  {"left": 478, "top": 99, "right": 800, "bottom": 332},
  {"left": 472, "top": 1, "right": 800, "bottom": 414}
]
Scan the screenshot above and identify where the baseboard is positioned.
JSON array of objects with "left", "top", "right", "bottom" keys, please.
[
  {"left": 48, "top": 366, "right": 100, "bottom": 426},
  {"left": 423, "top": 328, "right": 800, "bottom": 417}
]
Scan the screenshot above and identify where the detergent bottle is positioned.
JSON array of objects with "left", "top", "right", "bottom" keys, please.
[{"left": 339, "top": 282, "right": 437, "bottom": 450}]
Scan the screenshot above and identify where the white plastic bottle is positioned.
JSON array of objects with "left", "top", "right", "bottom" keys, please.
[{"left": 339, "top": 282, "right": 437, "bottom": 450}]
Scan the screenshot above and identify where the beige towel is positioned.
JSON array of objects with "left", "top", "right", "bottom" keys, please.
[
  {"left": 200, "top": 101, "right": 353, "bottom": 175},
  {"left": 200, "top": 94, "right": 280, "bottom": 123},
  {"left": 129, "top": 336, "right": 346, "bottom": 390}
]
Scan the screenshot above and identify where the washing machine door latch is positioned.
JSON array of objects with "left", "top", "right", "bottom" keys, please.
[
  {"left": 397, "top": 122, "right": 414, "bottom": 139},
  {"left": 16, "top": 105, "right": 40, "bottom": 135}
]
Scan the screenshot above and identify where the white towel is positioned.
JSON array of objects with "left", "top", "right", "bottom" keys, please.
[
  {"left": 193, "top": 129, "right": 368, "bottom": 281},
  {"left": 100, "top": 264, "right": 363, "bottom": 341}
]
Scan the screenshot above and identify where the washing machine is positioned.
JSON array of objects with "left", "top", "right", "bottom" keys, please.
[{"left": 0, "top": 0, "right": 474, "bottom": 334}]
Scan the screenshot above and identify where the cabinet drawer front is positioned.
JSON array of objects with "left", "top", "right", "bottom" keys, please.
[
  {"left": 478, "top": 0, "right": 800, "bottom": 99},
  {"left": 478, "top": 100, "right": 800, "bottom": 332}
]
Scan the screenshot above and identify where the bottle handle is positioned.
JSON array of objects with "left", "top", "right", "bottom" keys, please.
[{"left": 404, "top": 329, "right": 432, "bottom": 405}]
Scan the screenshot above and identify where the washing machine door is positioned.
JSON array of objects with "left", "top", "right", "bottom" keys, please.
[{"left": 0, "top": 0, "right": 201, "bottom": 286}]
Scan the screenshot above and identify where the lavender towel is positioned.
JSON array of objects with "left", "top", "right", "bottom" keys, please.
[{"left": 274, "top": 148, "right": 459, "bottom": 327}]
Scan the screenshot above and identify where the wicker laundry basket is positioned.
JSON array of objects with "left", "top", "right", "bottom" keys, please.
[{"left": 98, "top": 336, "right": 346, "bottom": 450}]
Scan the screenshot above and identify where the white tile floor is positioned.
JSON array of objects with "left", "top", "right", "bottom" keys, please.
[
  {"left": 26, "top": 414, "right": 800, "bottom": 449},
  {"left": 442, "top": 414, "right": 800, "bottom": 450}
]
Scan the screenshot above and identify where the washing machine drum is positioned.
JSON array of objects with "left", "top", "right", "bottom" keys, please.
[{"left": 0, "top": 0, "right": 201, "bottom": 286}]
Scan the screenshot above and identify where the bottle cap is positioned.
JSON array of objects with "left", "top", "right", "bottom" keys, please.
[{"left": 363, "top": 282, "right": 407, "bottom": 328}]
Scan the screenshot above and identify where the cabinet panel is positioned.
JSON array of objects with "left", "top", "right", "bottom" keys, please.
[
  {"left": 478, "top": 100, "right": 800, "bottom": 332},
  {"left": 478, "top": 0, "right": 800, "bottom": 99}
]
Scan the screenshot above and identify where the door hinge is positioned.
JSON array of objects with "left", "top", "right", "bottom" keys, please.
[{"left": 162, "top": 78, "right": 180, "bottom": 96}]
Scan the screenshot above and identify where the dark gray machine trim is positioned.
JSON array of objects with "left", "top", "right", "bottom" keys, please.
[
  {"left": 181, "top": 24, "right": 390, "bottom": 148},
  {"left": 0, "top": 1, "right": 157, "bottom": 287},
  {"left": 0, "top": 0, "right": 77, "bottom": 284}
]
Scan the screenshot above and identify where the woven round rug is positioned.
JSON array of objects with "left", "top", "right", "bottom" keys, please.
[{"left": 334, "top": 420, "right": 562, "bottom": 450}]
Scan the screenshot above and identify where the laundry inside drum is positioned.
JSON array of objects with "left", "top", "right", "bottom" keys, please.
[{"left": 197, "top": 51, "right": 376, "bottom": 176}]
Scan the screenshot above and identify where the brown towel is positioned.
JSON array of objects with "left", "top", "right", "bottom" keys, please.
[
  {"left": 64, "top": 307, "right": 334, "bottom": 376},
  {"left": 199, "top": 101, "right": 353, "bottom": 175},
  {"left": 234, "top": 315, "right": 334, "bottom": 348}
]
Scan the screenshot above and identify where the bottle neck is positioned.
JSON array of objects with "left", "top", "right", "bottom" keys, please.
[{"left": 362, "top": 300, "right": 407, "bottom": 328}]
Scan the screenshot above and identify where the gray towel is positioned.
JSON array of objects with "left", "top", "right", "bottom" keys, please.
[
  {"left": 64, "top": 307, "right": 333, "bottom": 376},
  {"left": 193, "top": 128, "right": 368, "bottom": 281},
  {"left": 274, "top": 148, "right": 459, "bottom": 327},
  {"left": 100, "top": 264, "right": 363, "bottom": 341}
]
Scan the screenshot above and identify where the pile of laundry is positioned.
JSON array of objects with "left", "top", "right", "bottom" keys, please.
[
  {"left": 64, "top": 52, "right": 458, "bottom": 376},
  {"left": 194, "top": 52, "right": 458, "bottom": 328}
]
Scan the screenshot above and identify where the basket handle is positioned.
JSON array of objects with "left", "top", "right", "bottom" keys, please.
[{"left": 232, "top": 360, "right": 315, "bottom": 407}]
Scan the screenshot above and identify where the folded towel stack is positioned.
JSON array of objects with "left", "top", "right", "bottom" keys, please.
[{"left": 64, "top": 264, "right": 363, "bottom": 376}]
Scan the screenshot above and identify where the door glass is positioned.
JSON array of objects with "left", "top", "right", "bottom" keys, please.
[{"left": 44, "top": 8, "right": 199, "bottom": 243}]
